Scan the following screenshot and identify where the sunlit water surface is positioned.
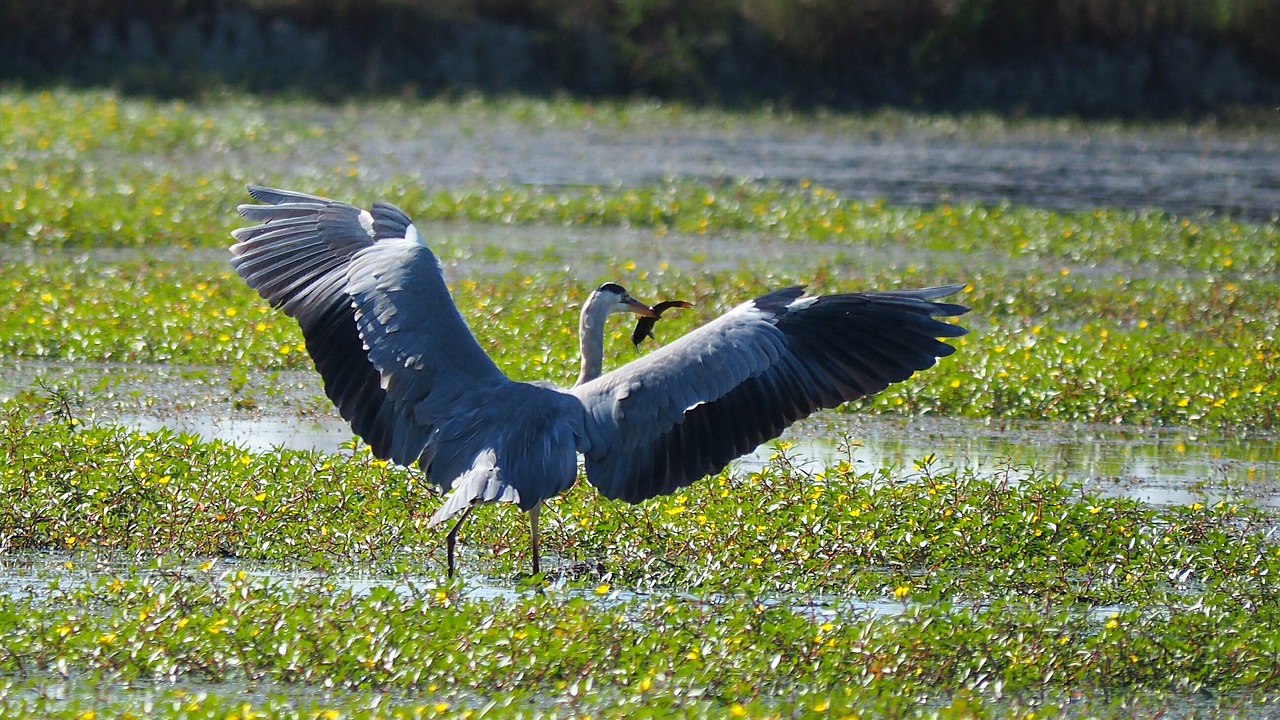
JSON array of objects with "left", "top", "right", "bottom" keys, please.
[{"left": 115, "top": 409, "right": 1280, "bottom": 509}]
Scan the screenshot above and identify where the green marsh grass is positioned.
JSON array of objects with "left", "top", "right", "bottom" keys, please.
[
  {"left": 2, "top": 256, "right": 1277, "bottom": 428},
  {"left": 2, "top": 88, "right": 1280, "bottom": 716},
  {"left": 3, "top": 399, "right": 1278, "bottom": 602},
  {"left": 2, "top": 569, "right": 1280, "bottom": 718},
  {"left": 2, "top": 396, "right": 1280, "bottom": 717}
]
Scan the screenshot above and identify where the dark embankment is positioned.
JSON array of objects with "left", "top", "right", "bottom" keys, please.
[{"left": 2, "top": 0, "right": 1279, "bottom": 116}]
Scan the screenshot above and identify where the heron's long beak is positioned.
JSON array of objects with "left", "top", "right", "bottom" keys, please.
[{"left": 626, "top": 297, "right": 658, "bottom": 318}]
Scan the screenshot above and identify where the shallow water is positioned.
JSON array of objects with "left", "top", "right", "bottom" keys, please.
[
  {"left": 4, "top": 352, "right": 1277, "bottom": 510},
  {"left": 0, "top": 549, "right": 912, "bottom": 623},
  {"left": 113, "top": 407, "right": 1280, "bottom": 509}
]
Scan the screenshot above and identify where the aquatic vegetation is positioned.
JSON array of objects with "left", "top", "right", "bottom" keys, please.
[
  {"left": 2, "top": 254, "right": 1276, "bottom": 429},
  {"left": 1, "top": 569, "right": 1279, "bottom": 718},
  {"left": 4, "top": 89, "right": 1279, "bottom": 267},
  {"left": 3, "top": 90, "right": 1277, "bottom": 430},
  {"left": 1, "top": 88, "right": 1278, "bottom": 717},
  {"left": 1, "top": 397, "right": 1279, "bottom": 717},
  {"left": 3, "top": 399, "right": 1277, "bottom": 602}
]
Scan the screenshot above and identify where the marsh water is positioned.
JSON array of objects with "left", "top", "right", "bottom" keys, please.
[
  {"left": 97, "top": 412, "right": 1280, "bottom": 509},
  {"left": 4, "top": 353, "right": 1278, "bottom": 513}
]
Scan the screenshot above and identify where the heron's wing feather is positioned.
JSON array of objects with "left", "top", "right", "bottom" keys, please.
[
  {"left": 572, "top": 285, "right": 969, "bottom": 503},
  {"left": 345, "top": 231, "right": 509, "bottom": 440},
  {"left": 230, "top": 185, "right": 504, "bottom": 468}
]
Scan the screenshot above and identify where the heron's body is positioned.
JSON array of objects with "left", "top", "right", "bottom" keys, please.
[{"left": 230, "top": 186, "right": 970, "bottom": 575}]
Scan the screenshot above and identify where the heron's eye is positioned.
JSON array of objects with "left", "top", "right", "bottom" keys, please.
[{"left": 597, "top": 282, "right": 626, "bottom": 295}]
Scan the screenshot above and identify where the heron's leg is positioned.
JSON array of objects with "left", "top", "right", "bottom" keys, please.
[
  {"left": 445, "top": 504, "right": 475, "bottom": 578},
  {"left": 529, "top": 503, "right": 541, "bottom": 576}
]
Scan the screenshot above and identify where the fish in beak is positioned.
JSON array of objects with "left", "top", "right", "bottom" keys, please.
[{"left": 632, "top": 299, "right": 693, "bottom": 348}]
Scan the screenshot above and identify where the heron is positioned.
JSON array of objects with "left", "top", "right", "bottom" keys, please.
[{"left": 230, "top": 186, "right": 970, "bottom": 577}]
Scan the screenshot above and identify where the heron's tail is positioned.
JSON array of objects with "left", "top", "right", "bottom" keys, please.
[{"left": 427, "top": 449, "right": 520, "bottom": 528}]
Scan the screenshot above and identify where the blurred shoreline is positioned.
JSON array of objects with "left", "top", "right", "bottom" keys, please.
[{"left": 3, "top": 1, "right": 1279, "bottom": 118}]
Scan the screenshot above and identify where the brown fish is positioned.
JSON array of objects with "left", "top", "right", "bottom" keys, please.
[{"left": 631, "top": 299, "right": 693, "bottom": 349}]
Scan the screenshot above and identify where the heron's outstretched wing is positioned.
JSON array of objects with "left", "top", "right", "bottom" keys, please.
[
  {"left": 344, "top": 234, "right": 511, "bottom": 460},
  {"left": 230, "top": 185, "right": 506, "bottom": 468},
  {"left": 571, "top": 285, "right": 969, "bottom": 503}
]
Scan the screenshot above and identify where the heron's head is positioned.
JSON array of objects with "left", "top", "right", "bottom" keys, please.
[{"left": 594, "top": 282, "right": 657, "bottom": 318}]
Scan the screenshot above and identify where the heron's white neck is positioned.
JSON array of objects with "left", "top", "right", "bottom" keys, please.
[{"left": 575, "top": 294, "right": 613, "bottom": 386}]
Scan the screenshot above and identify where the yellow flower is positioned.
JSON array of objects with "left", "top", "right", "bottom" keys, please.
[
  {"left": 894, "top": 584, "right": 910, "bottom": 599},
  {"left": 730, "top": 703, "right": 747, "bottom": 717}
]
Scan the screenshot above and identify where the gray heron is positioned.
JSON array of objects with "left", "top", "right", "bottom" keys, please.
[{"left": 230, "top": 186, "right": 970, "bottom": 577}]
